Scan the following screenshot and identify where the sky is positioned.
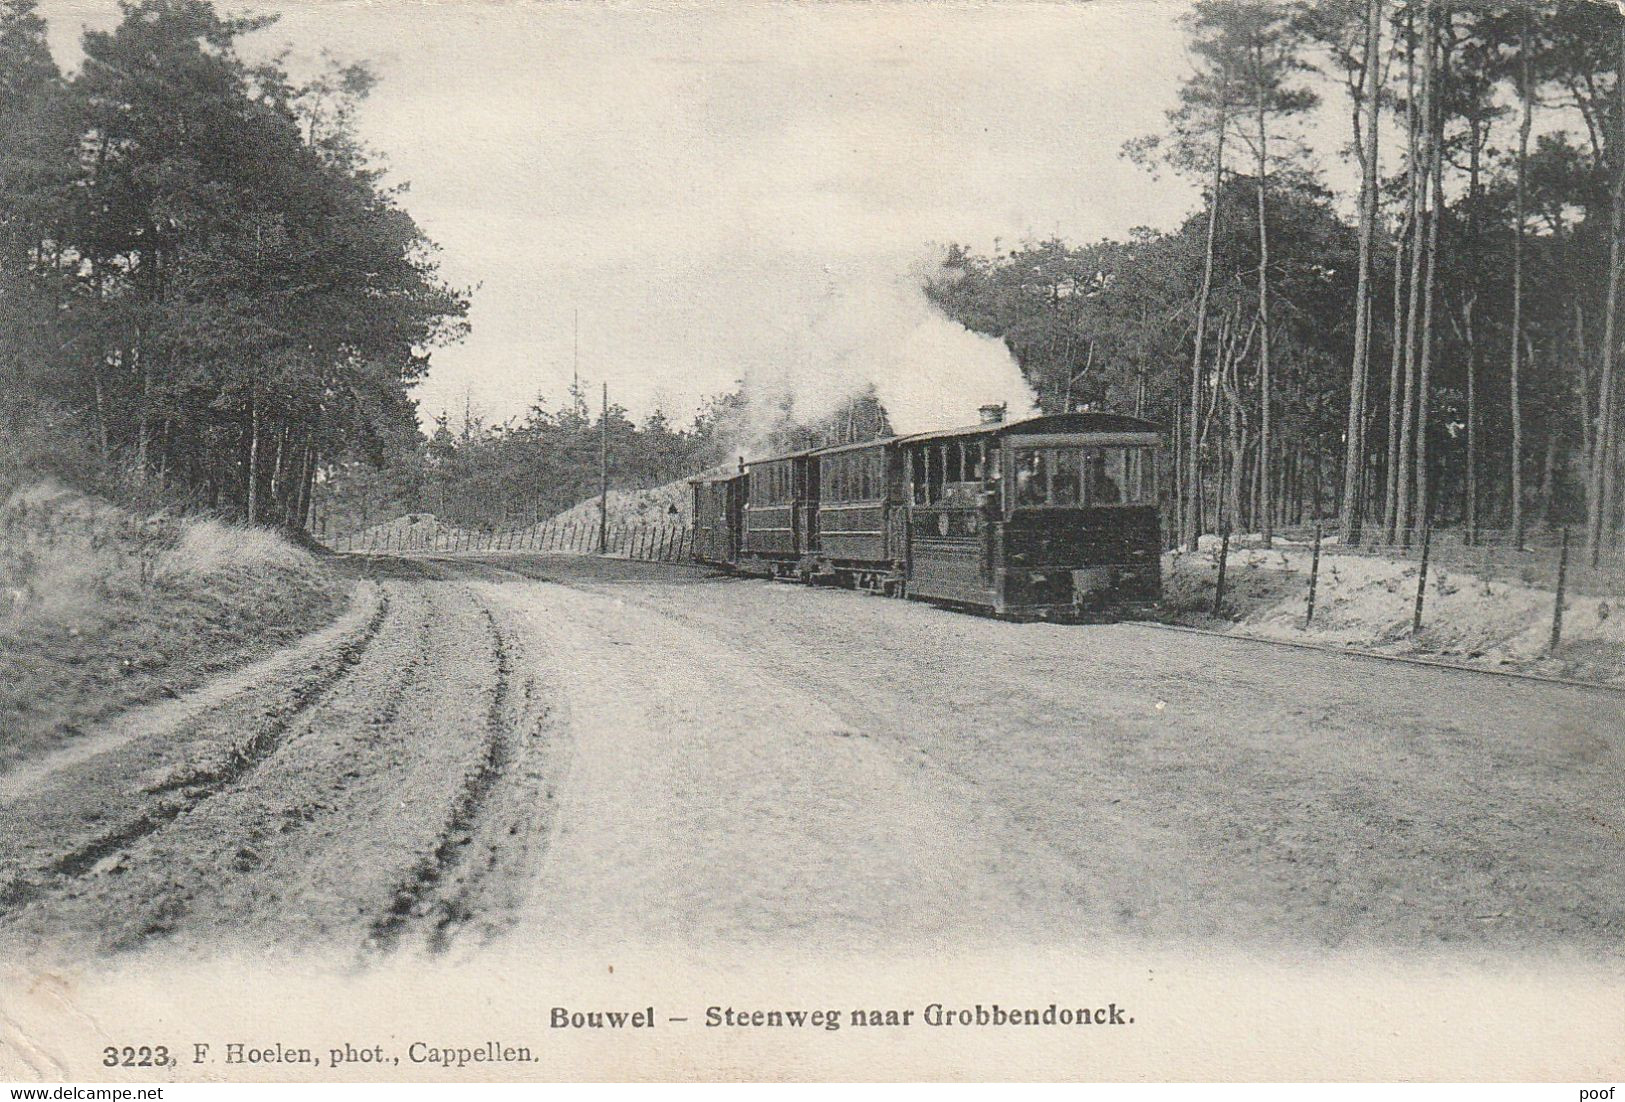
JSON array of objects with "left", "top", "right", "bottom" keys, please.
[{"left": 38, "top": 0, "right": 1223, "bottom": 430}]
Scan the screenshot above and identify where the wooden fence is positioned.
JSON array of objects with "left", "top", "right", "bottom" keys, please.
[
  {"left": 328, "top": 521, "right": 693, "bottom": 564},
  {"left": 1271, "top": 524, "right": 1625, "bottom": 598}
]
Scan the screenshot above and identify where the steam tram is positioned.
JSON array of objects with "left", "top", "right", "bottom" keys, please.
[{"left": 690, "top": 410, "right": 1163, "bottom": 619}]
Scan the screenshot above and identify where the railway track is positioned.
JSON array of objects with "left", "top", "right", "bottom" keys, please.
[
  {"left": 1132, "top": 619, "right": 1625, "bottom": 695},
  {"left": 436, "top": 549, "right": 1625, "bottom": 695}
]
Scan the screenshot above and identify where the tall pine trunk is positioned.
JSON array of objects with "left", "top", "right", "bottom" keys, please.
[
  {"left": 246, "top": 385, "right": 260, "bottom": 526},
  {"left": 1383, "top": 211, "right": 1410, "bottom": 543},
  {"left": 1393, "top": 12, "right": 1431, "bottom": 545},
  {"left": 1510, "top": 13, "right": 1531, "bottom": 548},
  {"left": 1412, "top": 5, "right": 1444, "bottom": 542},
  {"left": 1186, "top": 101, "right": 1228, "bottom": 551},
  {"left": 1340, "top": 0, "right": 1383, "bottom": 545},
  {"left": 1463, "top": 297, "right": 1478, "bottom": 541},
  {"left": 1590, "top": 23, "right": 1624, "bottom": 563},
  {"left": 1387, "top": 13, "right": 1423, "bottom": 543},
  {"left": 1254, "top": 54, "right": 1274, "bottom": 548}
]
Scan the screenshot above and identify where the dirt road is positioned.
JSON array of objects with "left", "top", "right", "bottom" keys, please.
[{"left": 0, "top": 553, "right": 1619, "bottom": 963}]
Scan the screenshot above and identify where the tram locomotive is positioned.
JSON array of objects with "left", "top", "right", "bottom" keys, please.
[{"left": 690, "top": 409, "right": 1163, "bottom": 619}]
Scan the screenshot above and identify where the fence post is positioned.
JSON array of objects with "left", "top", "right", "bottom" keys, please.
[
  {"left": 1212, "top": 526, "right": 1231, "bottom": 618},
  {"left": 1304, "top": 523, "right": 1323, "bottom": 627},
  {"left": 1412, "top": 522, "right": 1432, "bottom": 634},
  {"left": 1550, "top": 527, "right": 1570, "bottom": 651}
]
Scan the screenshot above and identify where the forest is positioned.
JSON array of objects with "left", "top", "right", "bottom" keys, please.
[
  {"left": 0, "top": 0, "right": 468, "bottom": 527},
  {"left": 931, "top": 0, "right": 1625, "bottom": 561}
]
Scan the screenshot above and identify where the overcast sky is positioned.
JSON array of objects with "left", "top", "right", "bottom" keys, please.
[{"left": 40, "top": 1, "right": 1219, "bottom": 428}]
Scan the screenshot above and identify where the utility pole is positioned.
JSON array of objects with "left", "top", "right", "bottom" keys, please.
[{"left": 599, "top": 380, "right": 609, "bottom": 554}]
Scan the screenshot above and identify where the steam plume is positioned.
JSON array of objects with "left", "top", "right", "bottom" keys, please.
[{"left": 730, "top": 249, "right": 1038, "bottom": 457}]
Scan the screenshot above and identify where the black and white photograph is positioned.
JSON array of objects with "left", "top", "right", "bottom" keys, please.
[{"left": 0, "top": 0, "right": 1621, "bottom": 1085}]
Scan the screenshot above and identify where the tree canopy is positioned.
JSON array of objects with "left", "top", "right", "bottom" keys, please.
[{"left": 0, "top": 0, "right": 468, "bottom": 526}]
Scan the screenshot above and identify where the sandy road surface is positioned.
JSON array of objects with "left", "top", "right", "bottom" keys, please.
[{"left": 0, "top": 553, "right": 1619, "bottom": 963}]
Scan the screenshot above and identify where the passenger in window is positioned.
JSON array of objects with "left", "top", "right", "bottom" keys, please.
[
  {"left": 1088, "top": 454, "right": 1121, "bottom": 504},
  {"left": 1016, "top": 451, "right": 1046, "bottom": 506},
  {"left": 1053, "top": 449, "right": 1081, "bottom": 506}
]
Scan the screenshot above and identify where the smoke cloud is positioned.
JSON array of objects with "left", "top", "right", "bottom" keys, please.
[{"left": 730, "top": 249, "right": 1039, "bottom": 457}]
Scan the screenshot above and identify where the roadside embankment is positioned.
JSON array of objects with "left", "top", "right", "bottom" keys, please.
[
  {"left": 1160, "top": 534, "right": 1625, "bottom": 686},
  {"left": 0, "top": 481, "right": 349, "bottom": 771}
]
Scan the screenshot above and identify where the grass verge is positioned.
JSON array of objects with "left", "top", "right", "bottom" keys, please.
[{"left": 1, "top": 482, "right": 350, "bottom": 772}]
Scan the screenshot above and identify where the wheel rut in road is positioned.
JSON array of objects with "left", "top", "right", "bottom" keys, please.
[
  {"left": 368, "top": 602, "right": 524, "bottom": 954},
  {"left": 43, "top": 592, "right": 395, "bottom": 884},
  {"left": 0, "top": 576, "right": 563, "bottom": 962}
]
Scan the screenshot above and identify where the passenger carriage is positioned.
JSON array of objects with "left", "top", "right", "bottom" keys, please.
[
  {"left": 737, "top": 448, "right": 819, "bottom": 579},
  {"left": 689, "top": 470, "right": 746, "bottom": 568},
  {"left": 810, "top": 438, "right": 908, "bottom": 593}
]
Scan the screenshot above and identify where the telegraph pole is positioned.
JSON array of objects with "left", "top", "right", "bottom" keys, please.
[{"left": 598, "top": 380, "right": 609, "bottom": 554}]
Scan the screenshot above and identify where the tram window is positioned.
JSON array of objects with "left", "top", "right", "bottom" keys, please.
[
  {"left": 860, "top": 455, "right": 873, "bottom": 500},
  {"left": 1082, "top": 448, "right": 1155, "bottom": 505},
  {"left": 1084, "top": 450, "right": 1120, "bottom": 504},
  {"left": 927, "top": 445, "right": 945, "bottom": 504},
  {"left": 1124, "top": 448, "right": 1146, "bottom": 502},
  {"left": 1052, "top": 448, "right": 1082, "bottom": 505},
  {"left": 1015, "top": 449, "right": 1047, "bottom": 506}
]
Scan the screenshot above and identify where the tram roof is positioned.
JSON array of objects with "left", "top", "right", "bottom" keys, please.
[
  {"left": 739, "top": 412, "right": 1163, "bottom": 467},
  {"left": 897, "top": 412, "right": 1163, "bottom": 445},
  {"left": 687, "top": 470, "right": 747, "bottom": 485}
]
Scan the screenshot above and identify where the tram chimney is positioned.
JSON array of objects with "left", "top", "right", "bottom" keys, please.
[{"left": 978, "top": 403, "right": 1007, "bottom": 425}]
